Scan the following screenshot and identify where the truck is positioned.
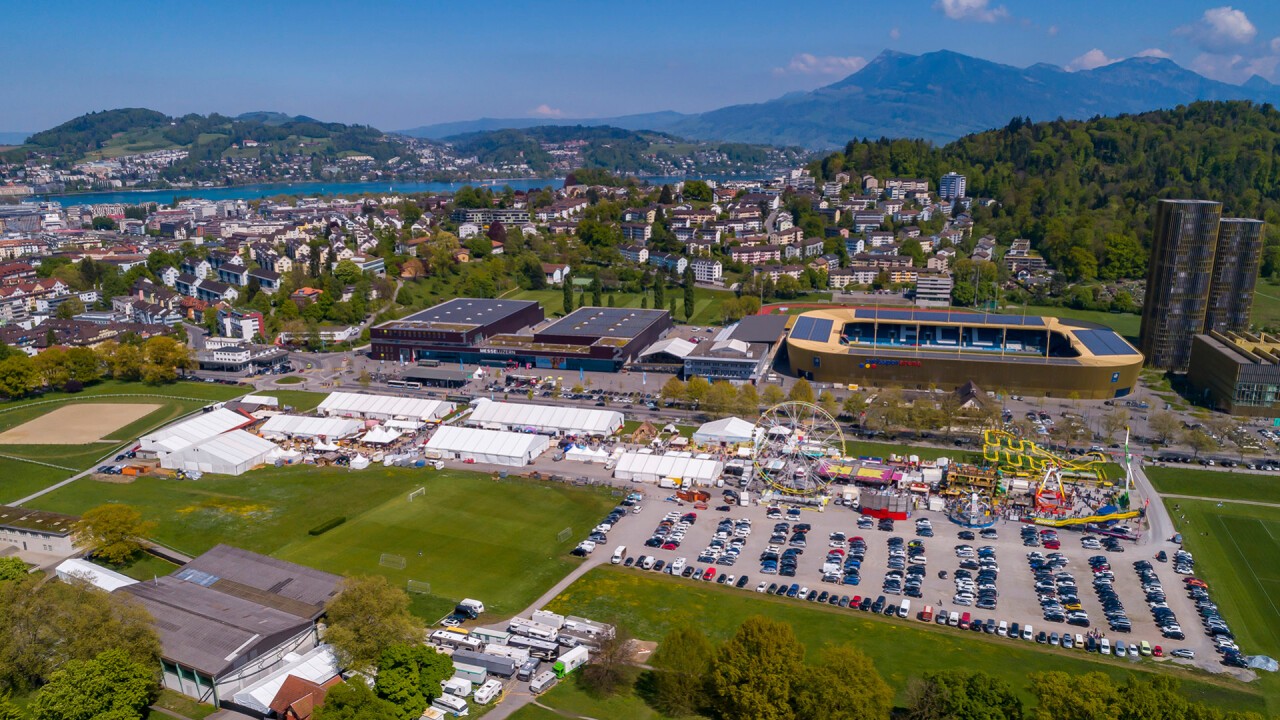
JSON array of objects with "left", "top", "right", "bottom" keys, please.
[
  {"left": 738, "top": 491, "right": 750, "bottom": 507},
  {"left": 451, "top": 650, "right": 518, "bottom": 678},
  {"left": 658, "top": 477, "right": 678, "bottom": 489},
  {"left": 553, "top": 646, "right": 589, "bottom": 678},
  {"left": 529, "top": 670, "right": 558, "bottom": 694},
  {"left": 472, "top": 678, "right": 503, "bottom": 705},
  {"left": 532, "top": 609, "right": 566, "bottom": 630}
]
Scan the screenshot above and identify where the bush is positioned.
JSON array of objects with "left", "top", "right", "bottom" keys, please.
[
  {"left": 308, "top": 517, "right": 346, "bottom": 536},
  {"left": 64, "top": 379, "right": 83, "bottom": 393}
]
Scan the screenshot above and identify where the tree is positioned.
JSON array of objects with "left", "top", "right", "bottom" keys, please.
[
  {"left": 0, "top": 694, "right": 21, "bottom": 720},
  {"left": 33, "top": 348, "right": 71, "bottom": 389},
  {"left": 788, "top": 378, "right": 814, "bottom": 403},
  {"left": 660, "top": 377, "right": 686, "bottom": 404},
  {"left": 762, "top": 384, "right": 786, "bottom": 407},
  {"left": 653, "top": 276, "right": 665, "bottom": 309},
  {"left": 486, "top": 220, "right": 507, "bottom": 245},
  {"left": 683, "top": 267, "right": 696, "bottom": 319},
  {"left": 817, "top": 390, "right": 839, "bottom": 417},
  {"left": 55, "top": 297, "right": 85, "bottom": 319},
  {"left": 1101, "top": 407, "right": 1129, "bottom": 442},
  {"left": 706, "top": 381, "right": 740, "bottom": 417},
  {"left": 373, "top": 643, "right": 453, "bottom": 718},
  {"left": 143, "top": 336, "right": 191, "bottom": 375},
  {"left": 736, "top": 384, "right": 761, "bottom": 416},
  {"left": 323, "top": 575, "right": 424, "bottom": 672},
  {"left": 0, "top": 354, "right": 39, "bottom": 398},
  {"left": 314, "top": 680, "right": 400, "bottom": 720},
  {"left": 1026, "top": 671, "right": 1117, "bottom": 720},
  {"left": 709, "top": 616, "right": 804, "bottom": 720},
  {"left": 562, "top": 277, "right": 573, "bottom": 315},
  {"left": 579, "top": 626, "right": 633, "bottom": 696},
  {"left": 1183, "top": 428, "right": 1217, "bottom": 459},
  {"left": 1148, "top": 410, "right": 1180, "bottom": 445},
  {"left": 591, "top": 275, "right": 603, "bottom": 307},
  {"left": 841, "top": 393, "right": 867, "bottom": 419},
  {"left": 0, "top": 557, "right": 26, "bottom": 583},
  {"left": 90, "top": 216, "right": 118, "bottom": 231},
  {"left": 651, "top": 624, "right": 714, "bottom": 717},
  {"left": 685, "top": 376, "right": 711, "bottom": 405},
  {"left": 683, "top": 180, "right": 712, "bottom": 202},
  {"left": 333, "top": 259, "right": 362, "bottom": 285},
  {"left": 659, "top": 184, "right": 674, "bottom": 204},
  {"left": 73, "top": 504, "right": 155, "bottom": 565},
  {"left": 29, "top": 649, "right": 155, "bottom": 720},
  {"left": 905, "top": 670, "right": 1023, "bottom": 720},
  {"left": 791, "top": 645, "right": 893, "bottom": 720}
]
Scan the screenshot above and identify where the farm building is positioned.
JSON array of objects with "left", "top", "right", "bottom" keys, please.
[
  {"left": 317, "top": 392, "right": 454, "bottom": 422},
  {"left": 0, "top": 505, "right": 78, "bottom": 560},
  {"left": 467, "top": 400, "right": 623, "bottom": 436},
  {"left": 259, "top": 415, "right": 363, "bottom": 441},
  {"left": 159, "top": 430, "right": 277, "bottom": 476},
  {"left": 230, "top": 644, "right": 341, "bottom": 717},
  {"left": 425, "top": 425, "right": 549, "bottom": 467},
  {"left": 693, "top": 416, "right": 760, "bottom": 445},
  {"left": 612, "top": 451, "right": 724, "bottom": 485},
  {"left": 140, "top": 407, "right": 255, "bottom": 456},
  {"left": 115, "top": 545, "right": 341, "bottom": 707},
  {"left": 55, "top": 558, "right": 138, "bottom": 592}
]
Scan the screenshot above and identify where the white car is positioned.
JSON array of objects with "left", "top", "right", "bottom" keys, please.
[{"left": 756, "top": 581, "right": 769, "bottom": 593}]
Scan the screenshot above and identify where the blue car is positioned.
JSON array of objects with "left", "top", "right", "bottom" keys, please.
[{"left": 786, "top": 583, "right": 801, "bottom": 598}]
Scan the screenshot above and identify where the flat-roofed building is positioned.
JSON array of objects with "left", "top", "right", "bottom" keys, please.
[
  {"left": 0, "top": 505, "right": 78, "bottom": 559},
  {"left": 1187, "top": 331, "right": 1280, "bottom": 416}
]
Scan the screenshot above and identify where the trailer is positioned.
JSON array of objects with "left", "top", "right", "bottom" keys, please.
[
  {"left": 531, "top": 609, "right": 566, "bottom": 630},
  {"left": 442, "top": 678, "right": 472, "bottom": 698},
  {"left": 473, "top": 679, "right": 503, "bottom": 705},
  {"left": 553, "top": 646, "right": 589, "bottom": 678},
  {"left": 529, "top": 670, "right": 558, "bottom": 694},
  {"left": 452, "top": 649, "right": 518, "bottom": 678},
  {"left": 471, "top": 627, "right": 511, "bottom": 646},
  {"left": 432, "top": 692, "right": 470, "bottom": 717},
  {"left": 508, "top": 617, "right": 558, "bottom": 642},
  {"left": 431, "top": 630, "right": 484, "bottom": 652},
  {"left": 507, "top": 635, "right": 561, "bottom": 661},
  {"left": 452, "top": 662, "right": 488, "bottom": 686},
  {"left": 483, "top": 643, "right": 530, "bottom": 664}
]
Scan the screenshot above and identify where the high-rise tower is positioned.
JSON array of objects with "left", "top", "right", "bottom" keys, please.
[{"left": 1140, "top": 200, "right": 1222, "bottom": 371}]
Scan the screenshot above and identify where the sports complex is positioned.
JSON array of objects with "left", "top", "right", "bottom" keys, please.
[{"left": 784, "top": 308, "right": 1144, "bottom": 399}]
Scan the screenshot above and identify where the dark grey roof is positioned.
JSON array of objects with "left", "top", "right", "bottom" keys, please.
[
  {"left": 181, "top": 544, "right": 341, "bottom": 618},
  {"left": 729, "top": 315, "right": 790, "bottom": 344},
  {"left": 540, "top": 307, "right": 670, "bottom": 339},
  {"left": 248, "top": 267, "right": 281, "bottom": 281},
  {"left": 120, "top": 576, "right": 313, "bottom": 677},
  {"left": 404, "top": 367, "right": 471, "bottom": 383},
  {"left": 400, "top": 298, "right": 538, "bottom": 326}
]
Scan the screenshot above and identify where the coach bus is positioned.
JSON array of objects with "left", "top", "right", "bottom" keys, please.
[{"left": 387, "top": 379, "right": 422, "bottom": 389}]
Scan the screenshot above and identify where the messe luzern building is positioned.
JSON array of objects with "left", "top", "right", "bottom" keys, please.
[{"left": 785, "top": 308, "right": 1144, "bottom": 399}]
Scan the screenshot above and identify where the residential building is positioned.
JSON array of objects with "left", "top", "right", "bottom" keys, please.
[
  {"left": 219, "top": 308, "right": 265, "bottom": 341},
  {"left": 620, "top": 223, "right": 652, "bottom": 244},
  {"left": 542, "top": 263, "right": 571, "bottom": 285},
  {"left": 690, "top": 258, "right": 723, "bottom": 284},
  {"left": 620, "top": 245, "right": 649, "bottom": 264},
  {"left": 684, "top": 337, "right": 770, "bottom": 383},
  {"left": 914, "top": 272, "right": 953, "bottom": 307},
  {"left": 648, "top": 251, "right": 687, "bottom": 275},
  {"left": 0, "top": 505, "right": 78, "bottom": 559},
  {"left": 729, "top": 245, "right": 782, "bottom": 264},
  {"left": 939, "top": 172, "right": 967, "bottom": 200}
]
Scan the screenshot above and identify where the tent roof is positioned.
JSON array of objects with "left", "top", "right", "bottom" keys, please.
[
  {"left": 361, "top": 427, "right": 403, "bottom": 444},
  {"left": 318, "top": 392, "right": 453, "bottom": 420},
  {"left": 468, "top": 401, "right": 623, "bottom": 435},
  {"left": 613, "top": 451, "right": 723, "bottom": 482},
  {"left": 426, "top": 425, "right": 547, "bottom": 459},
  {"left": 182, "top": 430, "right": 277, "bottom": 465},
  {"left": 640, "top": 337, "right": 696, "bottom": 360},
  {"left": 142, "top": 408, "right": 252, "bottom": 453},
  {"left": 693, "top": 416, "right": 758, "bottom": 443},
  {"left": 56, "top": 558, "right": 138, "bottom": 592},
  {"left": 261, "top": 415, "right": 363, "bottom": 439}
]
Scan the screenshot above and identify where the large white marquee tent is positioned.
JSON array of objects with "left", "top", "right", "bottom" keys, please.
[
  {"left": 317, "top": 392, "right": 454, "bottom": 422},
  {"left": 612, "top": 451, "right": 724, "bottom": 485},
  {"left": 159, "top": 430, "right": 278, "bottom": 476},
  {"left": 259, "top": 414, "right": 363, "bottom": 440},
  {"left": 425, "top": 426, "right": 549, "bottom": 467},
  {"left": 140, "top": 408, "right": 252, "bottom": 455},
  {"left": 467, "top": 400, "right": 623, "bottom": 436},
  {"left": 693, "top": 416, "right": 760, "bottom": 445}
]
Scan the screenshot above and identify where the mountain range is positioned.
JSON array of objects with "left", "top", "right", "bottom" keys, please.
[{"left": 400, "top": 49, "right": 1280, "bottom": 148}]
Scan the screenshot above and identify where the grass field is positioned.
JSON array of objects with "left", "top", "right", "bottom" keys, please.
[
  {"left": 0, "top": 458, "right": 78, "bottom": 504},
  {"left": 267, "top": 389, "right": 327, "bottom": 412},
  {"left": 503, "top": 288, "right": 738, "bottom": 327},
  {"left": 1020, "top": 305, "right": 1142, "bottom": 341},
  {"left": 544, "top": 567, "right": 1271, "bottom": 714},
  {"left": 514, "top": 669, "right": 678, "bottom": 720},
  {"left": 1251, "top": 282, "right": 1280, "bottom": 331},
  {"left": 29, "top": 465, "right": 618, "bottom": 620},
  {"left": 1147, "top": 466, "right": 1280, "bottom": 503}
]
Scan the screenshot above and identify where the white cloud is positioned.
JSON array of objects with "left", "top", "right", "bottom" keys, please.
[
  {"left": 1065, "top": 49, "right": 1119, "bottom": 72},
  {"left": 1191, "top": 51, "right": 1280, "bottom": 83},
  {"left": 529, "top": 104, "right": 564, "bottom": 118},
  {"left": 1176, "top": 6, "right": 1257, "bottom": 53},
  {"left": 889, "top": 27, "right": 901, "bottom": 40},
  {"left": 933, "top": 0, "right": 1009, "bottom": 23},
  {"left": 1136, "top": 48, "right": 1171, "bottom": 59},
  {"left": 773, "top": 53, "right": 868, "bottom": 76},
  {"left": 1047, "top": 24, "right": 1059, "bottom": 37}
]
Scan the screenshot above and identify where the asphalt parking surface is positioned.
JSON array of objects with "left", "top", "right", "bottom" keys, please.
[{"left": 601, "top": 492, "right": 1222, "bottom": 669}]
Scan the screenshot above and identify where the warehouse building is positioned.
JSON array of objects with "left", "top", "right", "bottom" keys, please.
[
  {"left": 140, "top": 407, "right": 255, "bottom": 456},
  {"left": 316, "top": 392, "right": 454, "bottom": 422},
  {"left": 116, "top": 545, "right": 341, "bottom": 708},
  {"left": 159, "top": 430, "right": 277, "bottom": 476},
  {"left": 1187, "top": 331, "right": 1280, "bottom": 416},
  {"left": 425, "top": 425, "right": 549, "bottom": 467},
  {"left": 785, "top": 308, "right": 1143, "bottom": 399},
  {"left": 612, "top": 452, "right": 724, "bottom": 485},
  {"left": 467, "top": 400, "right": 624, "bottom": 436}
]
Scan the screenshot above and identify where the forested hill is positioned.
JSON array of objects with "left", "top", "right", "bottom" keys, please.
[{"left": 812, "top": 101, "right": 1280, "bottom": 280}]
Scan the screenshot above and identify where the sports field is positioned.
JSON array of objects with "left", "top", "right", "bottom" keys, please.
[
  {"left": 1147, "top": 466, "right": 1280, "bottom": 504},
  {"left": 0, "top": 403, "right": 160, "bottom": 444},
  {"left": 29, "top": 465, "right": 617, "bottom": 621},
  {"left": 1167, "top": 500, "right": 1280, "bottom": 663},
  {"left": 543, "top": 566, "right": 1271, "bottom": 713}
]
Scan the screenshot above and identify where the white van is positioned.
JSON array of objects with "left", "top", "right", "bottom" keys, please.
[
  {"left": 898, "top": 599, "right": 911, "bottom": 618},
  {"left": 1100, "top": 638, "right": 1111, "bottom": 655},
  {"left": 997, "top": 621, "right": 1008, "bottom": 637},
  {"left": 473, "top": 679, "right": 502, "bottom": 705},
  {"left": 611, "top": 545, "right": 627, "bottom": 564},
  {"left": 948, "top": 611, "right": 960, "bottom": 626},
  {"left": 641, "top": 556, "right": 656, "bottom": 570},
  {"left": 1022, "top": 624, "right": 1034, "bottom": 641},
  {"left": 432, "top": 693, "right": 470, "bottom": 717}
]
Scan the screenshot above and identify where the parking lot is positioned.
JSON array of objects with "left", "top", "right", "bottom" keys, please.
[{"left": 600, "top": 493, "right": 1224, "bottom": 669}]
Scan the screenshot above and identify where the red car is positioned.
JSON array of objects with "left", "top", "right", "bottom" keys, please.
[
  {"left": 1153, "top": 645, "right": 1164, "bottom": 657},
  {"left": 1185, "top": 578, "right": 1208, "bottom": 589},
  {"left": 661, "top": 542, "right": 679, "bottom": 550},
  {"left": 702, "top": 567, "right": 716, "bottom": 581},
  {"left": 1043, "top": 540, "right": 1061, "bottom": 550}
]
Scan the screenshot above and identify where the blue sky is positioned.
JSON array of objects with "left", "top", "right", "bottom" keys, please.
[{"left": 3, "top": 0, "right": 1280, "bottom": 131}]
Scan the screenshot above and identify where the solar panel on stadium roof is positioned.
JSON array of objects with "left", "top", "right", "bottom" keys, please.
[
  {"left": 807, "top": 318, "right": 833, "bottom": 340},
  {"left": 1076, "top": 329, "right": 1134, "bottom": 356},
  {"left": 791, "top": 316, "right": 815, "bottom": 339}
]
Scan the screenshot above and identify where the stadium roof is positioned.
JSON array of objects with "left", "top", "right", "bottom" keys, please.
[
  {"left": 540, "top": 307, "right": 669, "bottom": 339},
  {"left": 139, "top": 407, "right": 254, "bottom": 454},
  {"left": 317, "top": 392, "right": 454, "bottom": 421},
  {"left": 850, "top": 308, "right": 1047, "bottom": 326},
  {"left": 468, "top": 400, "right": 624, "bottom": 435}
]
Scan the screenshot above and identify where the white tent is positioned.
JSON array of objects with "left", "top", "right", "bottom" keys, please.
[
  {"left": 694, "top": 416, "right": 759, "bottom": 445},
  {"left": 55, "top": 558, "right": 137, "bottom": 592},
  {"left": 612, "top": 451, "right": 724, "bottom": 485},
  {"left": 639, "top": 337, "right": 696, "bottom": 361},
  {"left": 426, "top": 426, "right": 549, "bottom": 467},
  {"left": 467, "top": 400, "right": 623, "bottom": 436},
  {"left": 565, "top": 446, "right": 609, "bottom": 463},
  {"left": 361, "top": 427, "right": 403, "bottom": 445},
  {"left": 159, "top": 430, "right": 277, "bottom": 476},
  {"left": 260, "top": 414, "right": 363, "bottom": 440},
  {"left": 241, "top": 394, "right": 280, "bottom": 408},
  {"left": 140, "top": 408, "right": 251, "bottom": 455},
  {"left": 318, "top": 392, "right": 454, "bottom": 422},
  {"left": 231, "top": 645, "right": 340, "bottom": 716}
]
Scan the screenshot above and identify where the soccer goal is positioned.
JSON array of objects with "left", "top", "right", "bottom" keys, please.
[
  {"left": 407, "top": 580, "right": 431, "bottom": 595},
  {"left": 556, "top": 527, "right": 573, "bottom": 543},
  {"left": 408, "top": 486, "right": 426, "bottom": 502},
  {"left": 379, "top": 553, "right": 407, "bottom": 570}
]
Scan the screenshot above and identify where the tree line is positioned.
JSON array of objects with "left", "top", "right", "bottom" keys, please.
[{"left": 0, "top": 335, "right": 192, "bottom": 399}]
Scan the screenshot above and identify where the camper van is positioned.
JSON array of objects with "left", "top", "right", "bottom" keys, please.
[
  {"left": 442, "top": 678, "right": 472, "bottom": 698},
  {"left": 432, "top": 693, "right": 470, "bottom": 717},
  {"left": 530, "top": 670, "right": 558, "bottom": 694},
  {"left": 898, "top": 599, "right": 911, "bottom": 618},
  {"left": 611, "top": 545, "right": 627, "bottom": 564},
  {"left": 473, "top": 679, "right": 503, "bottom": 705}
]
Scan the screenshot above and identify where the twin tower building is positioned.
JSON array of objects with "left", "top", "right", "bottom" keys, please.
[{"left": 1139, "top": 199, "right": 1265, "bottom": 371}]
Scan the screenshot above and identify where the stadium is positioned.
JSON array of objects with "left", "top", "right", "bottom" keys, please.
[{"left": 785, "top": 308, "right": 1144, "bottom": 399}]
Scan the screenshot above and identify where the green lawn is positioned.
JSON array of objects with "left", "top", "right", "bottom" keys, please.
[
  {"left": 148, "top": 689, "right": 217, "bottom": 720},
  {"left": 274, "top": 375, "right": 305, "bottom": 385},
  {"left": 93, "top": 553, "right": 180, "bottom": 582},
  {"left": 0, "top": 457, "right": 77, "bottom": 504},
  {"left": 506, "top": 705, "right": 570, "bottom": 720},
  {"left": 503, "top": 288, "right": 739, "bottom": 327},
  {"left": 545, "top": 567, "right": 1270, "bottom": 714},
  {"left": 1147, "top": 466, "right": 1280, "bottom": 503},
  {"left": 267, "top": 389, "right": 327, "bottom": 412},
  {"left": 1251, "top": 282, "right": 1280, "bottom": 331},
  {"left": 528, "top": 669, "right": 687, "bottom": 720},
  {"left": 29, "top": 465, "right": 617, "bottom": 621},
  {"left": 1018, "top": 305, "right": 1141, "bottom": 341},
  {"left": 1167, "top": 500, "right": 1280, "bottom": 663}
]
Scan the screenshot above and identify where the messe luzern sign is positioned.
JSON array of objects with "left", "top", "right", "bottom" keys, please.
[{"left": 860, "top": 359, "right": 924, "bottom": 369}]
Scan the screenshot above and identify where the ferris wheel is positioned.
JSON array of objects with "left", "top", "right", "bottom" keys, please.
[{"left": 752, "top": 401, "right": 846, "bottom": 496}]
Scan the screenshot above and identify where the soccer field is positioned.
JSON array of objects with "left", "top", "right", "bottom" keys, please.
[{"left": 1147, "top": 466, "right": 1280, "bottom": 504}]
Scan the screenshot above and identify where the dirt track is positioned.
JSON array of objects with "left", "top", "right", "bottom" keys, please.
[{"left": 0, "top": 403, "right": 160, "bottom": 445}]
